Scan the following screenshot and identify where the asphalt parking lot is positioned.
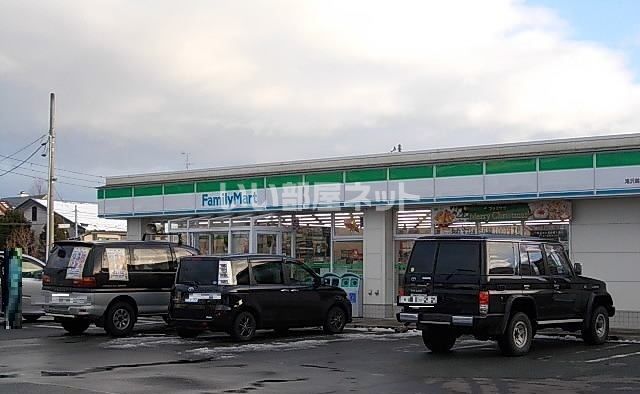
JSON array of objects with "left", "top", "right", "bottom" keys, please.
[{"left": 2, "top": 318, "right": 640, "bottom": 393}]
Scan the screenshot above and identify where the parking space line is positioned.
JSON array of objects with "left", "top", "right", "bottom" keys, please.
[{"left": 585, "top": 350, "right": 640, "bottom": 363}]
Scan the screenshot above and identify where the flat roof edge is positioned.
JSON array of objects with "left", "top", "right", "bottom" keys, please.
[{"left": 104, "top": 132, "right": 640, "bottom": 187}]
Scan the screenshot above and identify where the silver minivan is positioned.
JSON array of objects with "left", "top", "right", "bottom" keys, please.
[
  {"left": 0, "top": 251, "right": 46, "bottom": 322},
  {"left": 41, "top": 240, "right": 197, "bottom": 336}
]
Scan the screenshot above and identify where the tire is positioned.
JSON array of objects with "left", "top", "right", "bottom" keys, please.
[
  {"left": 104, "top": 301, "right": 136, "bottom": 337},
  {"left": 231, "top": 311, "right": 257, "bottom": 342},
  {"left": 23, "top": 315, "right": 41, "bottom": 323},
  {"left": 582, "top": 305, "right": 609, "bottom": 345},
  {"left": 61, "top": 319, "right": 90, "bottom": 335},
  {"left": 498, "top": 312, "right": 533, "bottom": 356},
  {"left": 323, "top": 306, "right": 347, "bottom": 334},
  {"left": 176, "top": 327, "right": 202, "bottom": 339},
  {"left": 421, "top": 327, "right": 457, "bottom": 353}
]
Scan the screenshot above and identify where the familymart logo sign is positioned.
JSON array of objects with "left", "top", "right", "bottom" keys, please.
[{"left": 200, "top": 191, "right": 259, "bottom": 210}]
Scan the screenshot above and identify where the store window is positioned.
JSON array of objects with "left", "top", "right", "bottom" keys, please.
[
  {"left": 295, "top": 225, "right": 331, "bottom": 275},
  {"left": 281, "top": 231, "right": 293, "bottom": 257},
  {"left": 257, "top": 233, "right": 278, "bottom": 254},
  {"left": 212, "top": 233, "right": 228, "bottom": 254},
  {"left": 231, "top": 232, "right": 250, "bottom": 254},
  {"left": 396, "top": 209, "right": 431, "bottom": 235},
  {"left": 333, "top": 240, "right": 363, "bottom": 276},
  {"left": 394, "top": 240, "right": 414, "bottom": 296},
  {"left": 394, "top": 207, "right": 432, "bottom": 296},
  {"left": 198, "top": 235, "right": 210, "bottom": 255},
  {"left": 334, "top": 212, "right": 364, "bottom": 236}
]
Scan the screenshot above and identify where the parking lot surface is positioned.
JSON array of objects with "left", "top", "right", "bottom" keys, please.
[{"left": 2, "top": 318, "right": 640, "bottom": 393}]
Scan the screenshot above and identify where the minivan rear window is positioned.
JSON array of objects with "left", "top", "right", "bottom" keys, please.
[
  {"left": 434, "top": 241, "right": 480, "bottom": 275},
  {"left": 407, "top": 241, "right": 437, "bottom": 273},
  {"left": 178, "top": 258, "right": 219, "bottom": 285},
  {"left": 47, "top": 244, "right": 91, "bottom": 269}
]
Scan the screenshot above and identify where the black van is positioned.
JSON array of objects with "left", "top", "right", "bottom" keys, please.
[
  {"left": 169, "top": 254, "right": 352, "bottom": 341},
  {"left": 397, "top": 235, "right": 615, "bottom": 356},
  {"left": 41, "top": 240, "right": 198, "bottom": 336}
]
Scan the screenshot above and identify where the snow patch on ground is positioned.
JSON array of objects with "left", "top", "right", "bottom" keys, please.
[{"left": 102, "top": 336, "right": 194, "bottom": 349}]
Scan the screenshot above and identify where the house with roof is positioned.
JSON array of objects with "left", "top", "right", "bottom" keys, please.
[{"left": 14, "top": 198, "right": 127, "bottom": 241}]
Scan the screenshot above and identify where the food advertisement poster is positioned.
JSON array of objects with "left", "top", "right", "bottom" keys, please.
[
  {"left": 65, "top": 247, "right": 91, "bottom": 279},
  {"left": 434, "top": 201, "right": 572, "bottom": 227},
  {"left": 106, "top": 248, "right": 129, "bottom": 281}
]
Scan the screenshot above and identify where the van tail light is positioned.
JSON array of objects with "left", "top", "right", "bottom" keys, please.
[
  {"left": 398, "top": 287, "right": 406, "bottom": 297},
  {"left": 72, "top": 277, "right": 97, "bottom": 288},
  {"left": 479, "top": 291, "right": 489, "bottom": 315},
  {"left": 42, "top": 274, "right": 51, "bottom": 284}
]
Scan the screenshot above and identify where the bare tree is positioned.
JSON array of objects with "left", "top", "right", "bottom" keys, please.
[
  {"left": 7, "top": 226, "right": 36, "bottom": 255},
  {"left": 30, "top": 179, "right": 46, "bottom": 196}
]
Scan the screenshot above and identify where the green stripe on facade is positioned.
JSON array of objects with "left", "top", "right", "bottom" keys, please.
[
  {"left": 596, "top": 151, "right": 640, "bottom": 168},
  {"left": 345, "top": 168, "right": 387, "bottom": 183},
  {"left": 539, "top": 154, "right": 593, "bottom": 171},
  {"left": 163, "top": 183, "right": 195, "bottom": 195},
  {"left": 266, "top": 175, "right": 303, "bottom": 188},
  {"left": 97, "top": 189, "right": 105, "bottom": 200},
  {"left": 305, "top": 171, "right": 343, "bottom": 185},
  {"left": 134, "top": 185, "right": 163, "bottom": 197},
  {"left": 389, "top": 165, "right": 433, "bottom": 180},
  {"left": 436, "top": 163, "right": 483, "bottom": 177},
  {"left": 486, "top": 158, "right": 536, "bottom": 175},
  {"left": 104, "top": 187, "right": 132, "bottom": 199}
]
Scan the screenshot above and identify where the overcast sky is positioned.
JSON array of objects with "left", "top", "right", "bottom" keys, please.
[{"left": 1, "top": 0, "right": 640, "bottom": 202}]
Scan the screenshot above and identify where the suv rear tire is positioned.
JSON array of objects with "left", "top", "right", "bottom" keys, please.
[
  {"left": 323, "top": 306, "right": 347, "bottom": 334},
  {"left": 231, "top": 311, "right": 257, "bottom": 342},
  {"left": 104, "top": 301, "right": 136, "bottom": 337},
  {"left": 498, "top": 312, "right": 533, "bottom": 356},
  {"left": 422, "top": 327, "right": 457, "bottom": 353},
  {"left": 582, "top": 305, "right": 609, "bottom": 345},
  {"left": 61, "top": 319, "right": 90, "bottom": 335}
]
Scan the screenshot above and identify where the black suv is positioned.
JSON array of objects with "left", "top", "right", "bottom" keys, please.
[
  {"left": 397, "top": 235, "right": 615, "bottom": 356},
  {"left": 168, "top": 254, "right": 352, "bottom": 341}
]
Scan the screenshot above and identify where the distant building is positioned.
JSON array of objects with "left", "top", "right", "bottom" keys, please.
[{"left": 14, "top": 198, "right": 127, "bottom": 241}]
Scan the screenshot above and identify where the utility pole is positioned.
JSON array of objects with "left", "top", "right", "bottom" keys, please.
[
  {"left": 45, "top": 93, "right": 56, "bottom": 257},
  {"left": 74, "top": 205, "right": 78, "bottom": 239}
]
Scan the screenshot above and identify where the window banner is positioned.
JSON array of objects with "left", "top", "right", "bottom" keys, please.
[
  {"left": 65, "top": 247, "right": 91, "bottom": 280},
  {"left": 107, "top": 248, "right": 129, "bottom": 281},
  {"left": 434, "top": 201, "right": 572, "bottom": 227}
]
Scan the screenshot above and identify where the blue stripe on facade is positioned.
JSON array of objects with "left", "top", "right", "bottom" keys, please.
[
  {"left": 595, "top": 188, "right": 640, "bottom": 195},
  {"left": 538, "top": 191, "right": 595, "bottom": 198},
  {"left": 435, "top": 196, "right": 485, "bottom": 203},
  {"left": 485, "top": 193, "right": 539, "bottom": 200}
]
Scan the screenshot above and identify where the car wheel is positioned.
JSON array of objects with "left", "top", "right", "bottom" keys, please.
[
  {"left": 61, "top": 319, "right": 91, "bottom": 335},
  {"left": 176, "top": 327, "right": 202, "bottom": 339},
  {"left": 23, "top": 315, "right": 41, "bottom": 323},
  {"left": 231, "top": 311, "right": 257, "bottom": 342},
  {"left": 323, "top": 306, "right": 347, "bottom": 334},
  {"left": 582, "top": 305, "right": 609, "bottom": 345},
  {"left": 498, "top": 312, "right": 533, "bottom": 356},
  {"left": 104, "top": 301, "right": 136, "bottom": 337},
  {"left": 421, "top": 327, "right": 456, "bottom": 353}
]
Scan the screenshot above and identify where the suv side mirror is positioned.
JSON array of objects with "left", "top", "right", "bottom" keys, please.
[
  {"left": 313, "top": 277, "right": 322, "bottom": 287},
  {"left": 573, "top": 263, "right": 583, "bottom": 276}
]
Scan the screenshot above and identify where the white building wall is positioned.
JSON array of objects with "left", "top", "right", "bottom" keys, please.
[
  {"left": 571, "top": 197, "right": 640, "bottom": 329},
  {"left": 126, "top": 218, "right": 153, "bottom": 241},
  {"left": 362, "top": 208, "right": 395, "bottom": 318}
]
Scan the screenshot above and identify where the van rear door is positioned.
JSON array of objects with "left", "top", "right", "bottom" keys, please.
[{"left": 43, "top": 242, "right": 96, "bottom": 289}]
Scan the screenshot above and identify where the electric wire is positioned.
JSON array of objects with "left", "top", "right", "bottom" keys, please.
[
  {"left": 0, "top": 144, "right": 47, "bottom": 178},
  {"left": 3, "top": 164, "right": 102, "bottom": 185},
  {"left": 0, "top": 134, "right": 47, "bottom": 164},
  {"left": 0, "top": 151, "right": 106, "bottom": 180},
  {"left": 3, "top": 169, "right": 97, "bottom": 189}
]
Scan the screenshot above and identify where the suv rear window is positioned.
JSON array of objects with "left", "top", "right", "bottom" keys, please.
[
  {"left": 434, "top": 241, "right": 480, "bottom": 275},
  {"left": 407, "top": 241, "right": 437, "bottom": 273}
]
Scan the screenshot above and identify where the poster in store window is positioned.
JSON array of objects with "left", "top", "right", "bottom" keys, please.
[
  {"left": 433, "top": 200, "right": 572, "bottom": 227},
  {"left": 106, "top": 248, "right": 129, "bottom": 281},
  {"left": 65, "top": 247, "right": 91, "bottom": 280}
]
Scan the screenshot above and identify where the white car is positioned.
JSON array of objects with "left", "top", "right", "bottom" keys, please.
[{"left": 0, "top": 251, "right": 46, "bottom": 322}]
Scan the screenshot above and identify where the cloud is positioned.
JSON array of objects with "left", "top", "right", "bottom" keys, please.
[{"left": 0, "top": 0, "right": 639, "bottom": 200}]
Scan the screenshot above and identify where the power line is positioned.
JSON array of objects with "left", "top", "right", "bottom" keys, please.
[
  {"left": 2, "top": 163, "right": 101, "bottom": 185},
  {"left": 0, "top": 134, "right": 46, "bottom": 165},
  {"left": 0, "top": 151, "right": 106, "bottom": 180},
  {"left": 0, "top": 145, "right": 45, "bottom": 178},
  {"left": 4, "top": 168, "right": 97, "bottom": 189}
]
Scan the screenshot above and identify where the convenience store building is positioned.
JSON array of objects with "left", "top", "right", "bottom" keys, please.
[{"left": 98, "top": 133, "right": 640, "bottom": 328}]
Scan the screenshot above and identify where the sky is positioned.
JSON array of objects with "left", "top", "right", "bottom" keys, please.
[{"left": 1, "top": 0, "right": 639, "bottom": 202}]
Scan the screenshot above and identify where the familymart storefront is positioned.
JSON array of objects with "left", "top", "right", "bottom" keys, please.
[{"left": 99, "top": 134, "right": 640, "bottom": 327}]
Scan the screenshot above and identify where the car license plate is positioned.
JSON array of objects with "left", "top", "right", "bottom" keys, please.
[
  {"left": 399, "top": 295, "right": 438, "bottom": 304},
  {"left": 185, "top": 293, "right": 221, "bottom": 303}
]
